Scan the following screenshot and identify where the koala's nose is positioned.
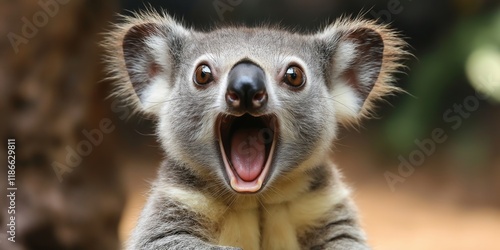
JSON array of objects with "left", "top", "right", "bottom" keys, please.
[{"left": 226, "top": 62, "right": 267, "bottom": 113}]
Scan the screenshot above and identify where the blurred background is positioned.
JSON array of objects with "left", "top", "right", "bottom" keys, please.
[{"left": 1, "top": 0, "right": 499, "bottom": 249}]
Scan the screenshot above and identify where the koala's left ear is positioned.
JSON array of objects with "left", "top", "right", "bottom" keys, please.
[{"left": 317, "top": 19, "right": 407, "bottom": 125}]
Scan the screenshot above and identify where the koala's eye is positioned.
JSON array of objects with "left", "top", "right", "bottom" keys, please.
[
  {"left": 284, "top": 66, "right": 305, "bottom": 87},
  {"left": 194, "top": 65, "right": 214, "bottom": 85}
]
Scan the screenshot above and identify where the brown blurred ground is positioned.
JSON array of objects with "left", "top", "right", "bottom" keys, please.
[{"left": 119, "top": 131, "right": 500, "bottom": 250}]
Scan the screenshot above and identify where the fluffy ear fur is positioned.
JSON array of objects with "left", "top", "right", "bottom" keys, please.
[
  {"left": 317, "top": 18, "right": 407, "bottom": 126},
  {"left": 103, "top": 11, "right": 190, "bottom": 115}
]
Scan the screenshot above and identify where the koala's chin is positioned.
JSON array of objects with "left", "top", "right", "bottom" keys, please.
[{"left": 105, "top": 10, "right": 407, "bottom": 250}]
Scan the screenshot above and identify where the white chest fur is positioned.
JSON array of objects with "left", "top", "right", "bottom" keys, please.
[
  {"left": 160, "top": 167, "right": 349, "bottom": 250},
  {"left": 216, "top": 186, "right": 349, "bottom": 250}
]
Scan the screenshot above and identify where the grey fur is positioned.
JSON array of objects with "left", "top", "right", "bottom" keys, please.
[{"left": 105, "top": 11, "right": 406, "bottom": 250}]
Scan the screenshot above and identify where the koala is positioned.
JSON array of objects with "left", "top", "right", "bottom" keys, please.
[{"left": 104, "top": 10, "right": 406, "bottom": 250}]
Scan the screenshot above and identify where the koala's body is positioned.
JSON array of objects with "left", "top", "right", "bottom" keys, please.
[{"left": 105, "top": 11, "right": 406, "bottom": 250}]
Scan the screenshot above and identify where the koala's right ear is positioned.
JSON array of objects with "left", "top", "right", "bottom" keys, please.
[{"left": 104, "top": 12, "right": 189, "bottom": 115}]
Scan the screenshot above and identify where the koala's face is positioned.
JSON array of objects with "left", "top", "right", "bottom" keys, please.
[{"left": 110, "top": 14, "right": 403, "bottom": 194}]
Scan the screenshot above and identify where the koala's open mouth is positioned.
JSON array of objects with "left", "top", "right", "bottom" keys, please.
[{"left": 217, "top": 114, "right": 278, "bottom": 193}]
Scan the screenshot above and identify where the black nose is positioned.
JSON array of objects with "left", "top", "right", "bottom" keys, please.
[{"left": 226, "top": 62, "right": 267, "bottom": 113}]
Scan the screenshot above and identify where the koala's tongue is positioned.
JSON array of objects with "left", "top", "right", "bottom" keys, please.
[{"left": 230, "top": 128, "right": 266, "bottom": 182}]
